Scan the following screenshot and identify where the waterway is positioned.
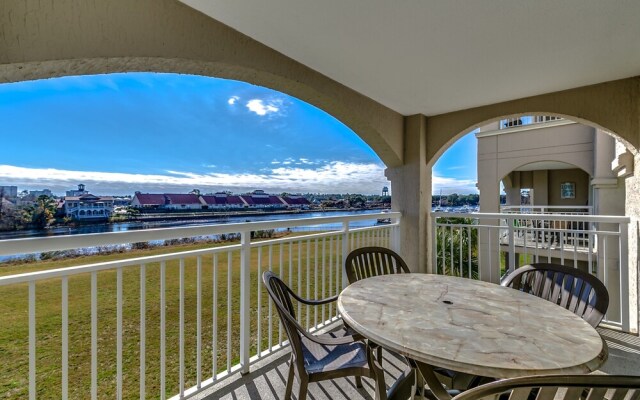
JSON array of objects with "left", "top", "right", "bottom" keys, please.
[{"left": 0, "top": 209, "right": 389, "bottom": 241}]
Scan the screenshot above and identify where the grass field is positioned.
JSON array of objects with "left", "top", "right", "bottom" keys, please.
[{"left": 0, "top": 231, "right": 358, "bottom": 399}]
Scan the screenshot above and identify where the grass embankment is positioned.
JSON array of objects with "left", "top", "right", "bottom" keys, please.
[{"left": 0, "top": 233, "right": 348, "bottom": 399}]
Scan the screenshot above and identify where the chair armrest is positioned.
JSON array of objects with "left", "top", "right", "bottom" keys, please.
[
  {"left": 274, "top": 297, "right": 363, "bottom": 346},
  {"left": 286, "top": 287, "right": 338, "bottom": 306}
]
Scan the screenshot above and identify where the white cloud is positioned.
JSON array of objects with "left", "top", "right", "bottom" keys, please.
[
  {"left": 0, "top": 162, "right": 390, "bottom": 195},
  {"left": 228, "top": 96, "right": 239, "bottom": 105},
  {"left": 246, "top": 99, "right": 280, "bottom": 116},
  {"left": 432, "top": 174, "right": 478, "bottom": 194}
]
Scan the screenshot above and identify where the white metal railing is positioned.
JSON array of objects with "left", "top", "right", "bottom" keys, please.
[
  {"left": 430, "top": 211, "right": 633, "bottom": 332},
  {"left": 0, "top": 212, "right": 400, "bottom": 400},
  {"left": 500, "top": 205, "right": 593, "bottom": 215},
  {"left": 500, "top": 115, "right": 563, "bottom": 129}
]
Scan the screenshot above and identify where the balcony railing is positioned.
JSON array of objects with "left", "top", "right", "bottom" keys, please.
[
  {"left": 500, "top": 205, "right": 593, "bottom": 215},
  {"left": 430, "top": 211, "right": 633, "bottom": 332},
  {"left": 499, "top": 115, "right": 563, "bottom": 129},
  {"left": 0, "top": 212, "right": 400, "bottom": 400}
]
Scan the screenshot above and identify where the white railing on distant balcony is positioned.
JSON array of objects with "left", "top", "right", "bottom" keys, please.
[
  {"left": 0, "top": 212, "right": 400, "bottom": 400},
  {"left": 430, "top": 211, "right": 633, "bottom": 332},
  {"left": 500, "top": 115, "right": 563, "bottom": 129},
  {"left": 500, "top": 205, "right": 593, "bottom": 215}
]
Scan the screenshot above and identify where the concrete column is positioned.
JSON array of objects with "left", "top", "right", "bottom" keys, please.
[
  {"left": 385, "top": 114, "right": 429, "bottom": 273},
  {"left": 619, "top": 153, "right": 640, "bottom": 334},
  {"left": 503, "top": 172, "right": 521, "bottom": 206},
  {"left": 532, "top": 170, "right": 549, "bottom": 206},
  {"left": 477, "top": 134, "right": 501, "bottom": 283}
]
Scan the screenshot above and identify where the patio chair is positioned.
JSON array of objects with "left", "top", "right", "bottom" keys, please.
[
  {"left": 450, "top": 374, "right": 640, "bottom": 400},
  {"left": 262, "top": 271, "right": 386, "bottom": 400},
  {"left": 345, "top": 247, "right": 435, "bottom": 394},
  {"left": 501, "top": 262, "right": 609, "bottom": 327},
  {"left": 345, "top": 246, "right": 410, "bottom": 284},
  {"left": 446, "top": 263, "right": 609, "bottom": 393}
]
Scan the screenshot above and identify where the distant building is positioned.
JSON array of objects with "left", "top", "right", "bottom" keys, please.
[
  {"left": 64, "top": 193, "right": 114, "bottom": 220},
  {"left": 130, "top": 193, "right": 166, "bottom": 209},
  {"left": 0, "top": 186, "right": 18, "bottom": 199},
  {"left": 200, "top": 192, "right": 247, "bottom": 209},
  {"left": 240, "top": 190, "right": 287, "bottom": 209},
  {"left": 131, "top": 193, "right": 204, "bottom": 210},
  {"left": 29, "top": 189, "right": 53, "bottom": 198},
  {"left": 112, "top": 197, "right": 132, "bottom": 207},
  {"left": 66, "top": 184, "right": 88, "bottom": 197},
  {"left": 281, "top": 194, "right": 311, "bottom": 209},
  {"left": 164, "top": 194, "right": 202, "bottom": 210},
  {"left": 131, "top": 190, "right": 300, "bottom": 211}
]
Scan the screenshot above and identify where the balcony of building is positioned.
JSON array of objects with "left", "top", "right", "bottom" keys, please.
[
  {"left": 0, "top": 210, "right": 638, "bottom": 399},
  {"left": 3, "top": 1, "right": 640, "bottom": 399}
]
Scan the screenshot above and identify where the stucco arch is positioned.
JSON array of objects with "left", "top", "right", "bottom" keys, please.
[
  {"left": 0, "top": 0, "right": 404, "bottom": 167},
  {"left": 426, "top": 77, "right": 640, "bottom": 166},
  {"left": 498, "top": 160, "right": 591, "bottom": 186}
]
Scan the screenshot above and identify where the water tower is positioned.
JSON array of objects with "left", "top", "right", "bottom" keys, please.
[{"left": 382, "top": 186, "right": 389, "bottom": 196}]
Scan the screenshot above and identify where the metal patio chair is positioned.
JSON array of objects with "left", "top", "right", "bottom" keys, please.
[
  {"left": 345, "top": 246, "right": 410, "bottom": 284},
  {"left": 449, "top": 263, "right": 611, "bottom": 392},
  {"left": 262, "top": 271, "right": 386, "bottom": 400},
  {"left": 501, "top": 262, "right": 609, "bottom": 327},
  {"left": 450, "top": 374, "right": 640, "bottom": 400}
]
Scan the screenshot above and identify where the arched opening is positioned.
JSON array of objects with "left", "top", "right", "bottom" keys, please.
[
  {"left": 0, "top": 72, "right": 392, "bottom": 229},
  {"left": 430, "top": 113, "right": 637, "bottom": 331}
]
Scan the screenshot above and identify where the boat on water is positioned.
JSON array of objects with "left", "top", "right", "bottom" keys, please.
[{"left": 376, "top": 209, "right": 392, "bottom": 224}]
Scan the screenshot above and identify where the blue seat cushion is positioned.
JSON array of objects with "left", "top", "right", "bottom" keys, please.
[{"left": 301, "top": 332, "right": 368, "bottom": 374}]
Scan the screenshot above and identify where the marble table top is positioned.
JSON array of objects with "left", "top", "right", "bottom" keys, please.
[{"left": 338, "top": 274, "right": 607, "bottom": 378}]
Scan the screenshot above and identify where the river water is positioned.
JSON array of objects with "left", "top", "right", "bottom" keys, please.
[{"left": 0, "top": 209, "right": 388, "bottom": 241}]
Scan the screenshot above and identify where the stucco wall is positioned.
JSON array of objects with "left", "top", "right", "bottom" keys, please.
[
  {"left": 427, "top": 77, "right": 640, "bottom": 166},
  {"left": 0, "top": 0, "right": 405, "bottom": 168},
  {"left": 547, "top": 169, "right": 590, "bottom": 206}
]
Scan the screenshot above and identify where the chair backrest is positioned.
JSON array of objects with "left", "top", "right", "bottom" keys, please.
[
  {"left": 262, "top": 271, "right": 305, "bottom": 368},
  {"left": 345, "top": 246, "right": 410, "bottom": 284},
  {"left": 451, "top": 374, "right": 640, "bottom": 400},
  {"left": 501, "top": 263, "right": 609, "bottom": 327}
]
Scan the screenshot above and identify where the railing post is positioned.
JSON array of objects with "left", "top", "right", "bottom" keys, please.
[
  {"left": 430, "top": 214, "right": 437, "bottom": 275},
  {"left": 508, "top": 216, "right": 516, "bottom": 274},
  {"left": 619, "top": 221, "right": 631, "bottom": 332},
  {"left": 342, "top": 221, "right": 350, "bottom": 289},
  {"left": 239, "top": 230, "right": 251, "bottom": 375},
  {"left": 391, "top": 215, "right": 401, "bottom": 254}
]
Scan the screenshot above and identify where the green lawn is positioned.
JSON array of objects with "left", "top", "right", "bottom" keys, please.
[{"left": 0, "top": 232, "right": 358, "bottom": 399}]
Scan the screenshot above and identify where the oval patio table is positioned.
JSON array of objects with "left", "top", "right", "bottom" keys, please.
[{"left": 338, "top": 274, "right": 608, "bottom": 400}]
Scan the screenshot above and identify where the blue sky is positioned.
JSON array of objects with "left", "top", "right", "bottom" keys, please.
[{"left": 0, "top": 73, "right": 477, "bottom": 196}]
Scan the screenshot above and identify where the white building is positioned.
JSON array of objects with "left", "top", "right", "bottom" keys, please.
[{"left": 64, "top": 191, "right": 114, "bottom": 221}]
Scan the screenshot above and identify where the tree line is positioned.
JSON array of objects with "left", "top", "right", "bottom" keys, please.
[{"left": 432, "top": 193, "right": 479, "bottom": 207}]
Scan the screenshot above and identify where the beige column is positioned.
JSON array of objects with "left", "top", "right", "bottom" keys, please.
[
  {"left": 385, "top": 114, "right": 430, "bottom": 273},
  {"left": 477, "top": 134, "right": 502, "bottom": 283}
]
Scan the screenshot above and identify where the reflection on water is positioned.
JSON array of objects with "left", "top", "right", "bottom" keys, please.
[
  {"left": 0, "top": 209, "right": 389, "bottom": 263},
  {"left": 0, "top": 209, "right": 387, "bottom": 241}
]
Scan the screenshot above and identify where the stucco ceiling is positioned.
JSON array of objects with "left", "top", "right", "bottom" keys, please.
[{"left": 180, "top": 0, "right": 640, "bottom": 117}]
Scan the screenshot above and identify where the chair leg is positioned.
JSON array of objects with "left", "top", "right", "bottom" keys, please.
[
  {"left": 376, "top": 345, "right": 383, "bottom": 368},
  {"left": 297, "top": 380, "right": 308, "bottom": 400},
  {"left": 355, "top": 376, "right": 363, "bottom": 388},
  {"left": 371, "top": 357, "right": 387, "bottom": 400},
  {"left": 284, "top": 359, "right": 295, "bottom": 400}
]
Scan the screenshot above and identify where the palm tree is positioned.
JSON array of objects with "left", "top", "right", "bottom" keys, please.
[
  {"left": 436, "top": 217, "right": 479, "bottom": 278},
  {"left": 23, "top": 195, "right": 57, "bottom": 229}
]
